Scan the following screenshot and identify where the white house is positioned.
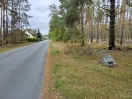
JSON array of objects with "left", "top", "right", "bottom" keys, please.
[{"left": 25, "top": 31, "right": 34, "bottom": 38}]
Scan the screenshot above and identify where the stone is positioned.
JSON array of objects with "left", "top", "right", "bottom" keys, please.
[{"left": 99, "top": 54, "right": 117, "bottom": 67}]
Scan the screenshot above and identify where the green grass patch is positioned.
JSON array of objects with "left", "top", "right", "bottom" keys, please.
[
  {"left": 52, "top": 63, "right": 132, "bottom": 99},
  {"left": 50, "top": 42, "right": 60, "bottom": 55},
  {"left": 51, "top": 42, "right": 132, "bottom": 99},
  {"left": 51, "top": 50, "right": 60, "bottom": 55}
]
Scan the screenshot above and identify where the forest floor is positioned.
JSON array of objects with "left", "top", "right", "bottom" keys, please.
[
  {"left": 42, "top": 40, "right": 132, "bottom": 99},
  {"left": 0, "top": 42, "right": 35, "bottom": 53}
]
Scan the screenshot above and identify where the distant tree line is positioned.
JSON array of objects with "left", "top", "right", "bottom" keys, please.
[
  {"left": 49, "top": 0, "right": 132, "bottom": 49},
  {"left": 0, "top": 0, "right": 32, "bottom": 46}
]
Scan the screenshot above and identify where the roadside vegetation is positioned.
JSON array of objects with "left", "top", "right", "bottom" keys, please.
[
  {"left": 0, "top": 42, "right": 35, "bottom": 53},
  {"left": 0, "top": 28, "right": 44, "bottom": 53},
  {"left": 45, "top": 0, "right": 132, "bottom": 98},
  {"left": 0, "top": 0, "right": 44, "bottom": 50},
  {"left": 44, "top": 41, "right": 132, "bottom": 99},
  {"left": 0, "top": 0, "right": 32, "bottom": 46},
  {"left": 48, "top": 0, "right": 132, "bottom": 49}
]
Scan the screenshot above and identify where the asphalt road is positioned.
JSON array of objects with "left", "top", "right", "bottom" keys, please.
[{"left": 0, "top": 40, "right": 50, "bottom": 99}]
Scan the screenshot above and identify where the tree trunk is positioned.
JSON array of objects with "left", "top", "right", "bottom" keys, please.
[
  {"left": 120, "top": 0, "right": 126, "bottom": 45},
  {"left": 129, "top": 14, "right": 132, "bottom": 40},
  {"left": 80, "top": 4, "right": 84, "bottom": 46},
  {"left": 11, "top": 0, "right": 14, "bottom": 31},
  {"left": 117, "top": 1, "right": 121, "bottom": 43},
  {"left": 109, "top": 0, "right": 115, "bottom": 50},
  {"left": 1, "top": 2, "right": 3, "bottom": 46},
  {"left": 5, "top": 0, "right": 8, "bottom": 40},
  {"left": 90, "top": 5, "right": 94, "bottom": 43},
  {"left": 97, "top": 21, "right": 99, "bottom": 43},
  {"left": 19, "top": 3, "right": 21, "bottom": 29},
  {"left": 86, "top": 7, "right": 90, "bottom": 43},
  {"left": 96, "top": 1, "right": 100, "bottom": 43},
  {"left": 104, "top": 0, "right": 109, "bottom": 42},
  {"left": 2, "top": 0, "right": 5, "bottom": 40}
]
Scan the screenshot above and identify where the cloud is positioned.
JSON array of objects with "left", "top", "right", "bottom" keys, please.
[
  {"left": 35, "top": 6, "right": 49, "bottom": 13},
  {"left": 27, "top": 0, "right": 60, "bottom": 35}
]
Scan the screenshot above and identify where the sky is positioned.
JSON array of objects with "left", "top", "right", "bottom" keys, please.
[{"left": 27, "top": 0, "right": 60, "bottom": 35}]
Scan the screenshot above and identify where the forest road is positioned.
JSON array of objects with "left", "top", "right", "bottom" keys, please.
[{"left": 0, "top": 40, "right": 50, "bottom": 99}]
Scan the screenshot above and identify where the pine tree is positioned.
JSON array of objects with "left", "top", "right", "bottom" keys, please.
[{"left": 37, "top": 28, "right": 42, "bottom": 41}]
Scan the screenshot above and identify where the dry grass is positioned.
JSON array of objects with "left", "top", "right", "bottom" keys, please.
[
  {"left": 42, "top": 47, "right": 54, "bottom": 99},
  {"left": 42, "top": 43, "right": 62, "bottom": 99},
  {"left": 44, "top": 41, "right": 132, "bottom": 99},
  {"left": 0, "top": 42, "right": 35, "bottom": 53}
]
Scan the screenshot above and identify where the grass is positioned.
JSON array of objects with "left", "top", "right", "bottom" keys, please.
[
  {"left": 50, "top": 41, "right": 132, "bottom": 99},
  {"left": 0, "top": 42, "right": 35, "bottom": 53},
  {"left": 51, "top": 50, "right": 60, "bottom": 55}
]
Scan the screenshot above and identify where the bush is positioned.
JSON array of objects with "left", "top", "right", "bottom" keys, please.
[
  {"left": 63, "top": 34, "right": 70, "bottom": 42},
  {"left": 37, "top": 38, "right": 42, "bottom": 42},
  {"left": 26, "top": 37, "right": 37, "bottom": 42}
]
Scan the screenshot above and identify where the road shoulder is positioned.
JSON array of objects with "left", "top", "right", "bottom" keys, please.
[{"left": 42, "top": 47, "right": 54, "bottom": 99}]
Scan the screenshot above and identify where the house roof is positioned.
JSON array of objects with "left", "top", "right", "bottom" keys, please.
[{"left": 25, "top": 31, "right": 33, "bottom": 38}]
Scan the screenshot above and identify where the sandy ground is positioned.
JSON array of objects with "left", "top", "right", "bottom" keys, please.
[
  {"left": 42, "top": 46, "right": 60, "bottom": 99},
  {"left": 41, "top": 47, "right": 53, "bottom": 99},
  {"left": 42, "top": 42, "right": 65, "bottom": 99}
]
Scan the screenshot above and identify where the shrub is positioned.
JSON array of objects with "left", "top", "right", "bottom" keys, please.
[
  {"left": 26, "top": 37, "right": 37, "bottom": 42},
  {"left": 37, "top": 38, "right": 42, "bottom": 42},
  {"left": 63, "top": 34, "right": 70, "bottom": 42}
]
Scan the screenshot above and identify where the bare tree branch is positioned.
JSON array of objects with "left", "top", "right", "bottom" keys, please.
[
  {"left": 100, "top": 7, "right": 110, "bottom": 12},
  {"left": 115, "top": 10, "right": 127, "bottom": 16}
]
